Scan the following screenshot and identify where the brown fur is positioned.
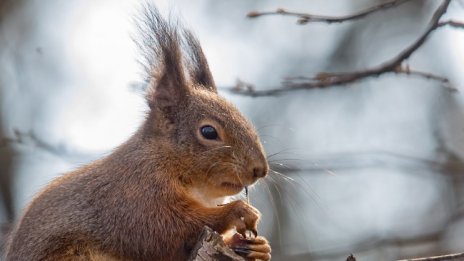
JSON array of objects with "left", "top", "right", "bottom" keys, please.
[{"left": 5, "top": 5, "right": 269, "bottom": 261}]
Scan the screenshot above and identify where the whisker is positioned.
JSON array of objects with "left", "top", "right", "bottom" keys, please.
[
  {"left": 233, "top": 171, "right": 245, "bottom": 187},
  {"left": 266, "top": 148, "right": 298, "bottom": 160},
  {"left": 257, "top": 134, "right": 281, "bottom": 139},
  {"left": 269, "top": 168, "right": 326, "bottom": 210},
  {"left": 266, "top": 151, "right": 288, "bottom": 160},
  {"left": 266, "top": 175, "right": 284, "bottom": 207},
  {"left": 292, "top": 172, "right": 326, "bottom": 212},
  {"left": 205, "top": 161, "right": 222, "bottom": 179},
  {"left": 261, "top": 179, "right": 283, "bottom": 251},
  {"left": 269, "top": 168, "right": 295, "bottom": 182},
  {"left": 218, "top": 161, "right": 246, "bottom": 188},
  {"left": 256, "top": 123, "right": 290, "bottom": 132},
  {"left": 269, "top": 162, "right": 297, "bottom": 171},
  {"left": 268, "top": 158, "right": 303, "bottom": 163},
  {"left": 201, "top": 145, "right": 232, "bottom": 154},
  {"left": 267, "top": 174, "right": 311, "bottom": 251},
  {"left": 181, "top": 146, "right": 234, "bottom": 177}
]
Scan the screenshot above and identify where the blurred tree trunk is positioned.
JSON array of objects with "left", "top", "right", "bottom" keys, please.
[
  {"left": 0, "top": 1, "right": 25, "bottom": 254},
  {"left": 0, "top": 129, "right": 14, "bottom": 223},
  {"left": 0, "top": 0, "right": 23, "bottom": 224}
]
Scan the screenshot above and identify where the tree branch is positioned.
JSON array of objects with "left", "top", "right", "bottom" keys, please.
[
  {"left": 398, "top": 252, "right": 464, "bottom": 261},
  {"left": 247, "top": 0, "right": 412, "bottom": 24},
  {"left": 0, "top": 129, "right": 98, "bottom": 162},
  {"left": 188, "top": 227, "right": 245, "bottom": 261},
  {"left": 438, "top": 20, "right": 464, "bottom": 29},
  {"left": 229, "top": 0, "right": 456, "bottom": 97}
]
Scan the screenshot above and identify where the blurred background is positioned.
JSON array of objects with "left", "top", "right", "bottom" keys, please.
[{"left": 1, "top": 0, "right": 464, "bottom": 260}]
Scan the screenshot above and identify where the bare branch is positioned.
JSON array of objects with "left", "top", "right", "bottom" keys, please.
[
  {"left": 396, "top": 67, "right": 450, "bottom": 85},
  {"left": 0, "top": 129, "right": 98, "bottom": 162},
  {"left": 247, "top": 0, "right": 412, "bottom": 24},
  {"left": 229, "top": 0, "right": 453, "bottom": 97},
  {"left": 438, "top": 20, "right": 464, "bottom": 29},
  {"left": 398, "top": 252, "right": 464, "bottom": 261}
]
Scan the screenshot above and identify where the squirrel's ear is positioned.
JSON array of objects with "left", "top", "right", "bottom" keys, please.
[
  {"left": 139, "top": 6, "right": 189, "bottom": 110},
  {"left": 184, "top": 30, "right": 217, "bottom": 93},
  {"left": 146, "top": 36, "right": 188, "bottom": 109},
  {"left": 147, "top": 67, "right": 187, "bottom": 110}
]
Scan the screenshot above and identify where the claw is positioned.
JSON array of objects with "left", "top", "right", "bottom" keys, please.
[
  {"left": 242, "top": 229, "right": 258, "bottom": 239},
  {"left": 233, "top": 247, "right": 251, "bottom": 256},
  {"left": 237, "top": 229, "right": 246, "bottom": 238},
  {"left": 233, "top": 246, "right": 251, "bottom": 251},
  {"left": 242, "top": 238, "right": 254, "bottom": 244},
  {"left": 251, "top": 228, "right": 258, "bottom": 237}
]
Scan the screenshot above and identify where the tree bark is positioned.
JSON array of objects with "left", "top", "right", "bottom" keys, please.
[{"left": 188, "top": 227, "right": 245, "bottom": 261}]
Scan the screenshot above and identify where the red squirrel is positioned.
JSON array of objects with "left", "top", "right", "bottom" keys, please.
[{"left": 5, "top": 4, "right": 271, "bottom": 261}]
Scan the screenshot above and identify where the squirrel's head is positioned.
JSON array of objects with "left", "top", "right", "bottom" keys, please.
[{"left": 137, "top": 7, "right": 268, "bottom": 199}]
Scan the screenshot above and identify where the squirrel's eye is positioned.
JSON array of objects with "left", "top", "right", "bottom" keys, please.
[{"left": 200, "top": 125, "right": 218, "bottom": 140}]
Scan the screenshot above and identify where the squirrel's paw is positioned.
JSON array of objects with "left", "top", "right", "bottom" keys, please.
[
  {"left": 226, "top": 233, "right": 271, "bottom": 261},
  {"left": 227, "top": 200, "right": 261, "bottom": 237}
]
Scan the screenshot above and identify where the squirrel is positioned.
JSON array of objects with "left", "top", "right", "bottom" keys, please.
[{"left": 5, "top": 5, "right": 271, "bottom": 261}]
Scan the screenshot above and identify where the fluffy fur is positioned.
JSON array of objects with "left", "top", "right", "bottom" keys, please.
[{"left": 5, "top": 5, "right": 270, "bottom": 261}]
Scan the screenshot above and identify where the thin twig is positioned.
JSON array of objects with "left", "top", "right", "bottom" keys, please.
[
  {"left": 247, "top": 0, "right": 412, "bottom": 24},
  {"left": 396, "top": 68, "right": 450, "bottom": 84},
  {"left": 0, "top": 129, "right": 98, "bottom": 161},
  {"left": 229, "top": 0, "right": 453, "bottom": 97},
  {"left": 398, "top": 252, "right": 464, "bottom": 261},
  {"left": 438, "top": 20, "right": 464, "bottom": 29}
]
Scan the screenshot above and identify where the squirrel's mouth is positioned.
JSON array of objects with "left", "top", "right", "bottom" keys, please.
[{"left": 221, "top": 182, "right": 244, "bottom": 191}]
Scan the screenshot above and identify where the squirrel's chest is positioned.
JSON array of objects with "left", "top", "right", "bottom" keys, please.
[{"left": 189, "top": 187, "right": 229, "bottom": 207}]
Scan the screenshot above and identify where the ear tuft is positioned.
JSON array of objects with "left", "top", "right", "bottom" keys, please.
[
  {"left": 183, "top": 30, "right": 217, "bottom": 93},
  {"left": 136, "top": 4, "right": 187, "bottom": 110},
  {"left": 136, "top": 4, "right": 217, "bottom": 111}
]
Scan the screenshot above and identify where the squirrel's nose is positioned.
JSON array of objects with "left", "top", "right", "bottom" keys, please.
[{"left": 252, "top": 164, "right": 268, "bottom": 179}]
